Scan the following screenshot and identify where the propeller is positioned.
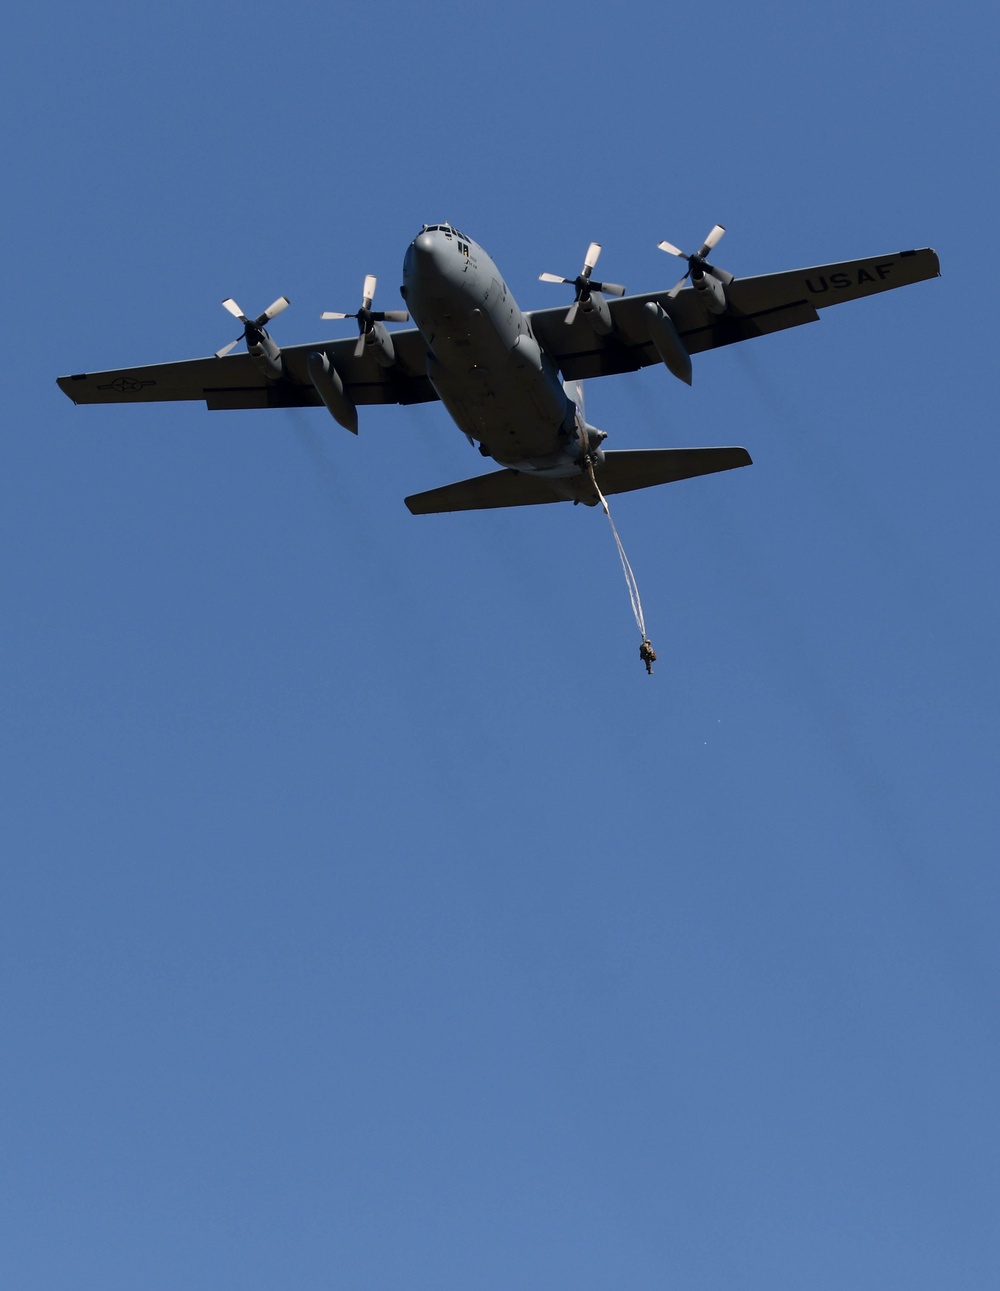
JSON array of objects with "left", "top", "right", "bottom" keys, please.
[
  {"left": 539, "top": 242, "right": 626, "bottom": 325},
  {"left": 215, "top": 295, "right": 290, "bottom": 358},
  {"left": 321, "top": 275, "right": 409, "bottom": 358},
  {"left": 657, "top": 224, "right": 732, "bottom": 296}
]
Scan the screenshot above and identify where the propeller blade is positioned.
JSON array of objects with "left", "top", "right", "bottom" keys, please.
[
  {"left": 543, "top": 242, "right": 619, "bottom": 321},
  {"left": 354, "top": 331, "right": 367, "bottom": 359},
  {"left": 698, "top": 224, "right": 725, "bottom": 256},
  {"left": 660, "top": 225, "right": 730, "bottom": 292},
  {"left": 218, "top": 294, "right": 287, "bottom": 357},
  {"left": 323, "top": 276, "right": 407, "bottom": 331},
  {"left": 261, "top": 295, "right": 290, "bottom": 322}
]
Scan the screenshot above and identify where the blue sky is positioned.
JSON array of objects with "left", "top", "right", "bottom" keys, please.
[{"left": 3, "top": 2, "right": 998, "bottom": 1288}]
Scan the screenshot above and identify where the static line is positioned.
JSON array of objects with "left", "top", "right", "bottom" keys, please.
[{"left": 585, "top": 461, "right": 656, "bottom": 672}]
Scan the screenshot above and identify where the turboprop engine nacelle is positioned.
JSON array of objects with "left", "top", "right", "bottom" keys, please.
[
  {"left": 308, "top": 351, "right": 359, "bottom": 433},
  {"left": 691, "top": 269, "right": 727, "bottom": 314},
  {"left": 578, "top": 291, "right": 613, "bottom": 335},
  {"left": 362, "top": 320, "right": 397, "bottom": 369},
  {"left": 247, "top": 331, "right": 283, "bottom": 381}
]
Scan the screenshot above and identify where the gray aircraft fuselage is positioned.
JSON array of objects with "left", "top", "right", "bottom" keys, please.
[{"left": 401, "top": 225, "right": 606, "bottom": 481}]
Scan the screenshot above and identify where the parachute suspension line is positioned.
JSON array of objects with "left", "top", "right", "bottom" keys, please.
[{"left": 584, "top": 460, "right": 658, "bottom": 674}]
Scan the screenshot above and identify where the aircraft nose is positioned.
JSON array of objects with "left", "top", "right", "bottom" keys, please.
[{"left": 405, "top": 230, "right": 450, "bottom": 281}]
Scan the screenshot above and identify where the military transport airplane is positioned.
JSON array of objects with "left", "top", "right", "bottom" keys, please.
[{"left": 57, "top": 224, "right": 939, "bottom": 513}]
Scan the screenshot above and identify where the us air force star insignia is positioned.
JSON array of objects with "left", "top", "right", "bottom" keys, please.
[{"left": 99, "top": 377, "right": 156, "bottom": 393}]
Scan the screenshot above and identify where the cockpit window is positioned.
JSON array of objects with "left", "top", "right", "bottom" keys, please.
[{"left": 422, "top": 223, "right": 469, "bottom": 242}]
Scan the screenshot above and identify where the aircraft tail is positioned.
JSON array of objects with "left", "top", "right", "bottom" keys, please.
[{"left": 404, "top": 446, "right": 751, "bottom": 514}]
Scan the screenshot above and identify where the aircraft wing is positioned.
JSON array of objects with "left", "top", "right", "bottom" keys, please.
[
  {"left": 57, "top": 328, "right": 437, "bottom": 409},
  {"left": 58, "top": 248, "right": 939, "bottom": 408},
  {"left": 528, "top": 248, "right": 941, "bottom": 380}
]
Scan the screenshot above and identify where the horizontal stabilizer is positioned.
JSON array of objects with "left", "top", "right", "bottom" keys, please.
[
  {"left": 598, "top": 446, "right": 751, "bottom": 495},
  {"left": 404, "top": 446, "right": 751, "bottom": 514}
]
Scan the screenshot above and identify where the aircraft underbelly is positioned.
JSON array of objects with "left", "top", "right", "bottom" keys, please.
[
  {"left": 443, "top": 373, "right": 561, "bottom": 457},
  {"left": 427, "top": 319, "right": 570, "bottom": 461}
]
